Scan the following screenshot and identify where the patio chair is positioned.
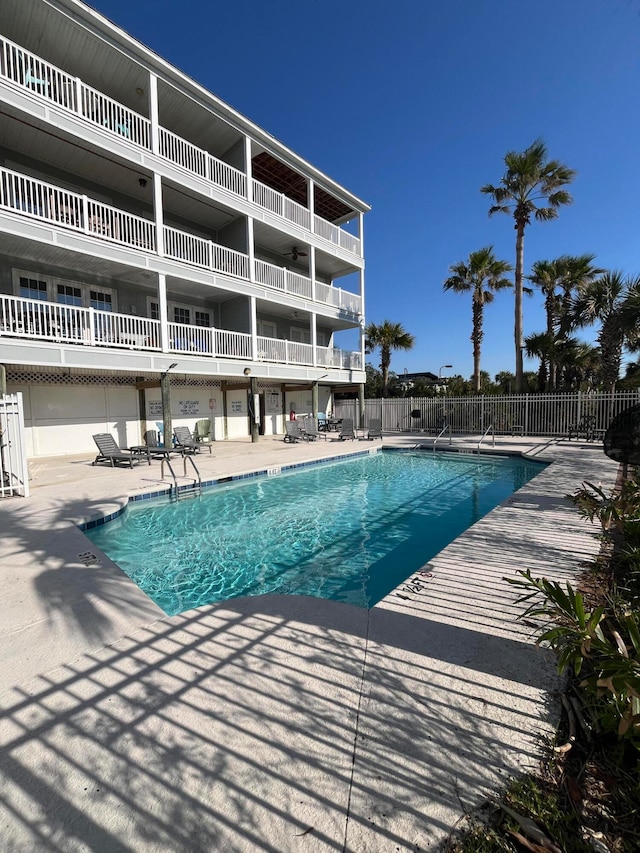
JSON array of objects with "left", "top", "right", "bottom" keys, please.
[
  {"left": 367, "top": 419, "right": 383, "bottom": 440},
  {"left": 300, "top": 417, "right": 326, "bottom": 441},
  {"left": 144, "top": 430, "right": 178, "bottom": 460},
  {"left": 92, "top": 433, "right": 145, "bottom": 468},
  {"left": 174, "top": 425, "right": 212, "bottom": 455},
  {"left": 194, "top": 419, "right": 211, "bottom": 443},
  {"left": 338, "top": 418, "right": 356, "bottom": 441},
  {"left": 284, "top": 421, "right": 303, "bottom": 443}
]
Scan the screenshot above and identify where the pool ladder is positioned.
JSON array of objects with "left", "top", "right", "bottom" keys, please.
[{"left": 161, "top": 454, "right": 202, "bottom": 500}]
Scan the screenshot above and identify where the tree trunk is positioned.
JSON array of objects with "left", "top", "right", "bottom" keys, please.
[
  {"left": 472, "top": 298, "right": 483, "bottom": 394},
  {"left": 514, "top": 222, "right": 525, "bottom": 393}
]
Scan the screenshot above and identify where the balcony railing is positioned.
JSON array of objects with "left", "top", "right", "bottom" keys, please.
[
  {"left": 0, "top": 33, "right": 361, "bottom": 255},
  {"left": 1, "top": 166, "right": 362, "bottom": 314},
  {"left": 0, "top": 294, "right": 362, "bottom": 370},
  {"left": 0, "top": 294, "right": 161, "bottom": 349}
]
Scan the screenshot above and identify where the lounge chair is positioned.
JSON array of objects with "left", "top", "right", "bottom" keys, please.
[
  {"left": 144, "top": 430, "right": 178, "bottom": 460},
  {"left": 300, "top": 417, "right": 326, "bottom": 441},
  {"left": 92, "top": 433, "right": 146, "bottom": 468},
  {"left": 174, "top": 425, "right": 212, "bottom": 455},
  {"left": 338, "top": 418, "right": 356, "bottom": 440},
  {"left": 284, "top": 421, "right": 303, "bottom": 443},
  {"left": 367, "top": 419, "right": 383, "bottom": 440}
]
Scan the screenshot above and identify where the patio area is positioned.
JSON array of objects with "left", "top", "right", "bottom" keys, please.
[{"left": 0, "top": 434, "right": 619, "bottom": 851}]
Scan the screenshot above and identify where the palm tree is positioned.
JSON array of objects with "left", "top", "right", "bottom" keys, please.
[
  {"left": 573, "top": 272, "right": 640, "bottom": 391},
  {"left": 527, "top": 254, "right": 603, "bottom": 389},
  {"left": 364, "top": 320, "right": 415, "bottom": 396},
  {"left": 443, "top": 247, "right": 512, "bottom": 393},
  {"left": 481, "top": 139, "right": 576, "bottom": 392}
]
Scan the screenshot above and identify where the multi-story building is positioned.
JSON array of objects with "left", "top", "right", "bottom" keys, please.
[{"left": 0, "top": 0, "right": 368, "bottom": 457}]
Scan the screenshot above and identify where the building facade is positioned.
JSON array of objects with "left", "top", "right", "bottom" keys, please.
[{"left": 0, "top": 0, "right": 368, "bottom": 457}]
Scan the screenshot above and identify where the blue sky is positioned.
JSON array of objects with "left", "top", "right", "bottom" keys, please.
[{"left": 90, "top": 0, "right": 640, "bottom": 381}]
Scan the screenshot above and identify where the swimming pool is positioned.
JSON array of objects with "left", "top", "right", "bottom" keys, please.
[{"left": 85, "top": 450, "right": 546, "bottom": 613}]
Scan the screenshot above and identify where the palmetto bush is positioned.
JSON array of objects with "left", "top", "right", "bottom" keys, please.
[{"left": 507, "top": 475, "right": 640, "bottom": 748}]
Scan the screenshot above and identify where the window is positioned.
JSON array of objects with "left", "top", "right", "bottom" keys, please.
[
  {"left": 258, "top": 320, "right": 277, "bottom": 338},
  {"left": 148, "top": 300, "right": 160, "bottom": 321},
  {"left": 174, "top": 307, "right": 190, "bottom": 325},
  {"left": 19, "top": 277, "right": 48, "bottom": 301},
  {"left": 57, "top": 284, "right": 82, "bottom": 306},
  {"left": 195, "top": 311, "right": 210, "bottom": 327},
  {"left": 290, "top": 326, "right": 310, "bottom": 344},
  {"left": 90, "top": 290, "right": 113, "bottom": 312}
]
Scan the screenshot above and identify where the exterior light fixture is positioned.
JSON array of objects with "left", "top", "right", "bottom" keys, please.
[
  {"left": 243, "top": 367, "right": 251, "bottom": 376},
  {"left": 439, "top": 364, "right": 453, "bottom": 379}
]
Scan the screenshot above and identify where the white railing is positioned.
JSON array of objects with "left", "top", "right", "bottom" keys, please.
[
  {"left": 257, "top": 336, "right": 313, "bottom": 366},
  {"left": 214, "top": 328, "right": 252, "bottom": 359},
  {"left": 159, "top": 127, "right": 207, "bottom": 177},
  {"left": 315, "top": 281, "right": 361, "bottom": 315},
  {"left": 79, "top": 82, "right": 151, "bottom": 148},
  {"left": 0, "top": 292, "right": 357, "bottom": 370},
  {"left": 254, "top": 260, "right": 312, "bottom": 299},
  {"left": 167, "top": 323, "right": 251, "bottom": 359},
  {"left": 208, "top": 156, "right": 246, "bottom": 197},
  {"left": 254, "top": 259, "right": 286, "bottom": 291},
  {"left": 0, "top": 34, "right": 361, "bottom": 256},
  {"left": 0, "top": 35, "right": 77, "bottom": 111},
  {"left": 0, "top": 294, "right": 161, "bottom": 350},
  {"left": 287, "top": 271, "right": 313, "bottom": 299},
  {"left": 0, "top": 392, "right": 29, "bottom": 498},
  {"left": 0, "top": 166, "right": 157, "bottom": 250},
  {"left": 284, "top": 196, "right": 311, "bottom": 230},
  {"left": 350, "top": 391, "right": 640, "bottom": 436}
]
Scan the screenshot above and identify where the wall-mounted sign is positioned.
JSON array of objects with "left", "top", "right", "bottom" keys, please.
[
  {"left": 148, "top": 400, "right": 163, "bottom": 416},
  {"left": 265, "top": 390, "right": 281, "bottom": 414},
  {"left": 179, "top": 400, "right": 200, "bottom": 415},
  {"left": 230, "top": 399, "right": 243, "bottom": 413}
]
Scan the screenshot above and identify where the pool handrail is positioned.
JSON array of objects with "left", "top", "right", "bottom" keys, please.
[
  {"left": 433, "top": 423, "right": 452, "bottom": 452},
  {"left": 477, "top": 425, "right": 495, "bottom": 454}
]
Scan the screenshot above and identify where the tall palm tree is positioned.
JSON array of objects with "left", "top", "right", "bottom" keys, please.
[
  {"left": 481, "top": 139, "right": 576, "bottom": 392},
  {"left": 364, "top": 320, "right": 415, "bottom": 396},
  {"left": 573, "top": 272, "right": 640, "bottom": 391},
  {"left": 443, "top": 246, "right": 512, "bottom": 393}
]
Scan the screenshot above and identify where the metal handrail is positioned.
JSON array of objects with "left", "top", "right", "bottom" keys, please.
[
  {"left": 183, "top": 454, "right": 201, "bottom": 493},
  {"left": 161, "top": 457, "right": 178, "bottom": 497},
  {"left": 477, "top": 424, "right": 495, "bottom": 454},
  {"left": 433, "top": 423, "right": 452, "bottom": 452}
]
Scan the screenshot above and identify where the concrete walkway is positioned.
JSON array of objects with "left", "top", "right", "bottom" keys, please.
[{"left": 0, "top": 434, "right": 618, "bottom": 851}]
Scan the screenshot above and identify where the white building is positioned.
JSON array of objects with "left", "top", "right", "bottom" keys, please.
[{"left": 0, "top": 0, "right": 368, "bottom": 457}]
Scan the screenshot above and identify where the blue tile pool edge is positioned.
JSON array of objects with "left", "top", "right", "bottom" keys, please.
[{"left": 77, "top": 446, "right": 381, "bottom": 531}]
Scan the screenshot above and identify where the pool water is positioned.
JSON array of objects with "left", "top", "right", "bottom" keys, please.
[{"left": 85, "top": 450, "right": 545, "bottom": 614}]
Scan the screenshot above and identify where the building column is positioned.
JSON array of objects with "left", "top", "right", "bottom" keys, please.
[
  {"left": 149, "top": 74, "right": 159, "bottom": 156},
  {"left": 247, "top": 216, "right": 255, "bottom": 282},
  {"left": 250, "top": 295, "right": 258, "bottom": 361},
  {"left": 250, "top": 375, "right": 259, "bottom": 443},
  {"left": 244, "top": 137, "right": 252, "bottom": 202},
  {"left": 153, "top": 173, "right": 164, "bottom": 257},
  {"left": 158, "top": 273, "right": 169, "bottom": 352},
  {"left": 311, "top": 312, "right": 317, "bottom": 367}
]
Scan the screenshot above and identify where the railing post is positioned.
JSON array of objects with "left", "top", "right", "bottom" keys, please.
[
  {"left": 87, "top": 308, "right": 96, "bottom": 346},
  {"left": 81, "top": 195, "right": 89, "bottom": 233},
  {"left": 74, "top": 77, "right": 82, "bottom": 115}
]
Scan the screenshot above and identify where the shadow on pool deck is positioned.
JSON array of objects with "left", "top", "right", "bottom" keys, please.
[{"left": 0, "top": 436, "right": 619, "bottom": 851}]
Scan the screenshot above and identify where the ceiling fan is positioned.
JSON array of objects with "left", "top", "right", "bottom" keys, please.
[{"left": 285, "top": 246, "right": 308, "bottom": 262}]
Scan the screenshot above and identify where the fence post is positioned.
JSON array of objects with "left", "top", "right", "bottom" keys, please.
[{"left": 524, "top": 394, "right": 529, "bottom": 436}]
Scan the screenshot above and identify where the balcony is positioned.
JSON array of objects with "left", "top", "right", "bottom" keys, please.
[
  {"left": 0, "top": 166, "right": 362, "bottom": 317},
  {"left": 0, "top": 294, "right": 363, "bottom": 371},
  {"left": 0, "top": 34, "right": 362, "bottom": 257}
]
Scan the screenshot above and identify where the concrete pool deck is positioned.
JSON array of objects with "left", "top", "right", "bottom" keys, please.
[{"left": 0, "top": 434, "right": 618, "bottom": 851}]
